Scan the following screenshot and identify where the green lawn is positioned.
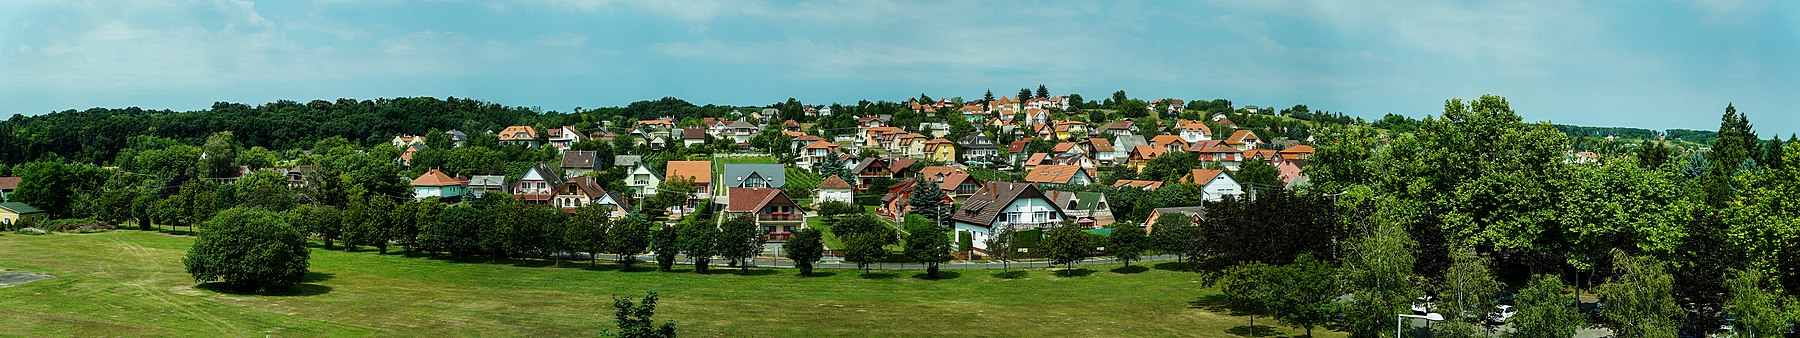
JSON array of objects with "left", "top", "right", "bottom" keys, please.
[
  {"left": 714, "top": 155, "right": 779, "bottom": 165},
  {"left": 0, "top": 230, "right": 1346, "bottom": 337}
]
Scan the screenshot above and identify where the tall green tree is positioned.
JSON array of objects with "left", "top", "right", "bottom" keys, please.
[
  {"left": 1106, "top": 222, "right": 1148, "bottom": 268},
  {"left": 984, "top": 225, "right": 1017, "bottom": 276},
  {"left": 676, "top": 217, "right": 719, "bottom": 274},
  {"left": 716, "top": 215, "right": 766, "bottom": 274},
  {"left": 566, "top": 204, "right": 613, "bottom": 267},
  {"left": 844, "top": 232, "right": 887, "bottom": 276},
  {"left": 1339, "top": 215, "right": 1418, "bottom": 338},
  {"left": 1213, "top": 261, "right": 1274, "bottom": 336},
  {"left": 1042, "top": 221, "right": 1093, "bottom": 274},
  {"left": 652, "top": 223, "right": 679, "bottom": 272},
  {"left": 783, "top": 228, "right": 825, "bottom": 276},
  {"left": 907, "top": 181, "right": 950, "bottom": 227},
  {"left": 1267, "top": 254, "right": 1337, "bottom": 337},
  {"left": 608, "top": 214, "right": 652, "bottom": 270},
  {"left": 199, "top": 131, "right": 241, "bottom": 180},
  {"left": 1438, "top": 248, "right": 1501, "bottom": 326},
  {"left": 903, "top": 222, "right": 953, "bottom": 279},
  {"left": 1507, "top": 275, "right": 1584, "bottom": 338},
  {"left": 1597, "top": 249, "right": 1682, "bottom": 338},
  {"left": 1724, "top": 269, "right": 1792, "bottom": 337}
]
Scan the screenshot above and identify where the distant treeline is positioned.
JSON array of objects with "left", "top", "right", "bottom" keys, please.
[
  {"left": 1553, "top": 124, "right": 1718, "bottom": 145},
  {"left": 0, "top": 97, "right": 754, "bottom": 166}
]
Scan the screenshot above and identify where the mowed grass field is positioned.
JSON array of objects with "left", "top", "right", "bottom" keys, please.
[{"left": 0, "top": 230, "right": 1346, "bottom": 337}]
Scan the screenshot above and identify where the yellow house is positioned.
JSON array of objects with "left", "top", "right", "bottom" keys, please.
[
  {"left": 923, "top": 138, "right": 957, "bottom": 162},
  {"left": 0, "top": 202, "right": 47, "bottom": 227}
]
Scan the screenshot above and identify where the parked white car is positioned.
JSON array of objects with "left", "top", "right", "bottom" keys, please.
[{"left": 1487, "top": 305, "right": 1516, "bottom": 324}]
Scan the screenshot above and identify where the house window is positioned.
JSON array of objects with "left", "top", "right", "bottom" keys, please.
[
  {"left": 765, "top": 226, "right": 776, "bottom": 233},
  {"left": 1067, "top": 200, "right": 1078, "bottom": 210}
]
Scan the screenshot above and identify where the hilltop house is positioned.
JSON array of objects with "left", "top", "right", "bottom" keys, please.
[
  {"left": 1225, "top": 130, "right": 1263, "bottom": 150},
  {"left": 499, "top": 126, "right": 542, "bottom": 148},
  {"left": 1023, "top": 165, "right": 1094, "bottom": 188},
  {"left": 1046, "top": 190, "right": 1112, "bottom": 227},
  {"left": 1176, "top": 120, "right": 1212, "bottom": 143},
  {"left": 561, "top": 150, "right": 599, "bottom": 178},
  {"left": 950, "top": 182, "right": 1067, "bottom": 253},
  {"left": 958, "top": 134, "right": 1000, "bottom": 162},
  {"left": 546, "top": 126, "right": 586, "bottom": 150},
  {"left": 467, "top": 175, "right": 506, "bottom": 198}
]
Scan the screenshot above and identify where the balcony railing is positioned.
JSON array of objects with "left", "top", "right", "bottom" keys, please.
[
  {"left": 758, "top": 214, "right": 804, "bottom": 222},
  {"left": 766, "top": 232, "right": 793, "bottom": 242},
  {"left": 633, "top": 180, "right": 649, "bottom": 185}
]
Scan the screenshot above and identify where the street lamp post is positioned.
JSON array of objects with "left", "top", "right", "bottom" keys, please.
[{"left": 1396, "top": 313, "right": 1444, "bottom": 338}]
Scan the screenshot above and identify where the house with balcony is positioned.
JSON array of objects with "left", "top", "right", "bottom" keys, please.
[
  {"left": 958, "top": 134, "right": 999, "bottom": 162},
  {"left": 512, "top": 164, "right": 559, "bottom": 204},
  {"left": 720, "top": 120, "right": 759, "bottom": 145},
  {"left": 950, "top": 182, "right": 1067, "bottom": 253},
  {"left": 854, "top": 157, "right": 917, "bottom": 187},
  {"left": 1176, "top": 120, "right": 1212, "bottom": 143},
  {"left": 936, "top": 172, "right": 983, "bottom": 202},
  {"left": 499, "top": 126, "right": 542, "bottom": 148},
  {"left": 799, "top": 140, "right": 840, "bottom": 169},
  {"left": 1023, "top": 165, "right": 1095, "bottom": 188},
  {"left": 553, "top": 176, "right": 631, "bottom": 217},
  {"left": 624, "top": 164, "right": 661, "bottom": 200},
  {"left": 1096, "top": 121, "right": 1139, "bottom": 137},
  {"left": 1083, "top": 138, "right": 1117, "bottom": 165},
  {"left": 922, "top": 138, "right": 956, "bottom": 162},
  {"left": 1225, "top": 130, "right": 1263, "bottom": 151},
  {"left": 718, "top": 164, "right": 784, "bottom": 202},
  {"left": 725, "top": 187, "right": 806, "bottom": 242},
  {"left": 410, "top": 168, "right": 468, "bottom": 201}
]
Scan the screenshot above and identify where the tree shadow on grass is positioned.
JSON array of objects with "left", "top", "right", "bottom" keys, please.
[
  {"left": 858, "top": 272, "right": 900, "bottom": 280},
  {"left": 991, "top": 270, "right": 1028, "bottom": 279},
  {"left": 1189, "top": 294, "right": 1238, "bottom": 313},
  {"left": 197, "top": 272, "right": 335, "bottom": 297},
  {"left": 1054, "top": 268, "right": 1096, "bottom": 277},
  {"left": 910, "top": 270, "right": 962, "bottom": 280},
  {"left": 799, "top": 271, "right": 838, "bottom": 278},
  {"left": 719, "top": 269, "right": 781, "bottom": 276},
  {"left": 1111, "top": 265, "right": 1150, "bottom": 274},
  {"left": 1153, "top": 261, "right": 1190, "bottom": 272},
  {"left": 1224, "top": 325, "right": 1291, "bottom": 337},
  {"left": 509, "top": 259, "right": 557, "bottom": 268}
]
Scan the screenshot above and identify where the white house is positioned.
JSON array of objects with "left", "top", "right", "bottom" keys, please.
[
  {"left": 949, "top": 182, "right": 1067, "bottom": 253},
  {"left": 815, "top": 175, "right": 854, "bottom": 205},
  {"left": 1176, "top": 120, "right": 1212, "bottom": 144},
  {"left": 1190, "top": 169, "right": 1244, "bottom": 201},
  {"left": 625, "top": 164, "right": 661, "bottom": 199}
]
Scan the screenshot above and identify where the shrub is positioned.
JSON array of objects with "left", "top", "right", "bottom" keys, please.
[
  {"left": 13, "top": 227, "right": 47, "bottom": 235},
  {"left": 184, "top": 208, "right": 311, "bottom": 292},
  {"left": 41, "top": 218, "right": 116, "bottom": 233}
]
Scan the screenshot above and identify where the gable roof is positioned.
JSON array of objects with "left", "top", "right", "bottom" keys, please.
[
  {"left": 803, "top": 140, "right": 839, "bottom": 150},
  {"left": 0, "top": 177, "right": 19, "bottom": 190},
  {"left": 1176, "top": 120, "right": 1211, "bottom": 134},
  {"left": 817, "top": 175, "right": 854, "bottom": 190},
  {"left": 682, "top": 128, "right": 707, "bottom": 140},
  {"left": 722, "top": 164, "right": 787, "bottom": 188},
  {"left": 1045, "top": 190, "right": 1107, "bottom": 210},
  {"left": 499, "top": 126, "right": 540, "bottom": 140},
  {"left": 725, "top": 187, "right": 796, "bottom": 213},
  {"left": 520, "top": 164, "right": 557, "bottom": 182},
  {"left": 614, "top": 155, "right": 643, "bottom": 167},
  {"left": 917, "top": 166, "right": 967, "bottom": 181},
  {"left": 1279, "top": 144, "right": 1315, "bottom": 155},
  {"left": 558, "top": 176, "right": 610, "bottom": 199},
  {"left": 1024, "top": 165, "right": 1088, "bottom": 184},
  {"left": 951, "top": 182, "right": 1060, "bottom": 227},
  {"left": 1111, "top": 179, "right": 1164, "bottom": 190},
  {"left": 0, "top": 202, "right": 43, "bottom": 214},
  {"left": 1085, "top": 138, "right": 1114, "bottom": 152},
  {"left": 469, "top": 175, "right": 506, "bottom": 187},
  {"left": 938, "top": 172, "right": 978, "bottom": 191},
  {"left": 1131, "top": 145, "right": 1169, "bottom": 159},
  {"left": 411, "top": 168, "right": 464, "bottom": 187},
  {"left": 1114, "top": 135, "right": 1148, "bottom": 150},
  {"left": 561, "top": 151, "right": 598, "bottom": 169},
  {"left": 1150, "top": 135, "right": 1187, "bottom": 149},
  {"left": 1226, "top": 130, "right": 1260, "bottom": 145},
  {"left": 1191, "top": 169, "right": 1229, "bottom": 186},
  {"left": 665, "top": 161, "right": 712, "bottom": 184}
]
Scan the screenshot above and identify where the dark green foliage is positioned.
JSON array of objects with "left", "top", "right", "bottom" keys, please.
[
  {"left": 183, "top": 208, "right": 310, "bottom": 292},
  {"left": 288, "top": 204, "right": 343, "bottom": 250},
  {"left": 675, "top": 217, "right": 719, "bottom": 274},
  {"left": 604, "top": 292, "right": 676, "bottom": 338},
  {"left": 1264, "top": 254, "right": 1337, "bottom": 336},
  {"left": 783, "top": 228, "right": 825, "bottom": 276},
  {"left": 1042, "top": 221, "right": 1093, "bottom": 272},
  {"left": 652, "top": 224, "right": 679, "bottom": 272},
  {"left": 235, "top": 170, "right": 295, "bottom": 211},
  {"left": 566, "top": 204, "right": 613, "bottom": 267},
  {"left": 907, "top": 180, "right": 950, "bottom": 227},
  {"left": 1195, "top": 190, "right": 1337, "bottom": 269},
  {"left": 1149, "top": 214, "right": 1199, "bottom": 263},
  {"left": 1705, "top": 104, "right": 1757, "bottom": 207},
  {"left": 11, "top": 160, "right": 111, "bottom": 218},
  {"left": 607, "top": 214, "right": 651, "bottom": 269},
  {"left": 1106, "top": 222, "right": 1148, "bottom": 267},
  {"left": 903, "top": 222, "right": 953, "bottom": 279},
  {"left": 427, "top": 204, "right": 488, "bottom": 259},
  {"left": 1233, "top": 159, "right": 1282, "bottom": 188},
  {"left": 1597, "top": 249, "right": 1681, "bottom": 337},
  {"left": 844, "top": 232, "right": 887, "bottom": 275},
  {"left": 1509, "top": 275, "right": 1584, "bottom": 338}
]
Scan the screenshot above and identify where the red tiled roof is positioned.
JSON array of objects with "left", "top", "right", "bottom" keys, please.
[
  {"left": 411, "top": 169, "right": 463, "bottom": 187},
  {"left": 1111, "top": 180, "right": 1164, "bottom": 190},
  {"left": 817, "top": 175, "right": 853, "bottom": 190},
  {"left": 666, "top": 161, "right": 712, "bottom": 184},
  {"left": 1191, "top": 169, "right": 1226, "bottom": 185},
  {"left": 1024, "top": 165, "right": 1086, "bottom": 184},
  {"left": 726, "top": 187, "right": 794, "bottom": 213},
  {"left": 0, "top": 177, "right": 20, "bottom": 190}
]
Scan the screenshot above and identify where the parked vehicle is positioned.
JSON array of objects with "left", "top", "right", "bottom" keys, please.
[
  {"left": 1487, "top": 305, "right": 1516, "bottom": 324},
  {"left": 1411, "top": 296, "right": 1435, "bottom": 314}
]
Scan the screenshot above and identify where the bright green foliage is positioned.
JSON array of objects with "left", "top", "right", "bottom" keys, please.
[
  {"left": 902, "top": 222, "right": 952, "bottom": 279},
  {"left": 607, "top": 214, "right": 650, "bottom": 269},
  {"left": 604, "top": 292, "right": 676, "bottom": 338},
  {"left": 1105, "top": 222, "right": 1148, "bottom": 268},
  {"left": 1139, "top": 150, "right": 1200, "bottom": 182},
  {"left": 199, "top": 131, "right": 240, "bottom": 180},
  {"left": 1557, "top": 156, "right": 1691, "bottom": 270},
  {"left": 1149, "top": 213, "right": 1198, "bottom": 262},
  {"left": 1508, "top": 275, "right": 1583, "bottom": 338},
  {"left": 1438, "top": 248, "right": 1501, "bottom": 326},
  {"left": 1041, "top": 221, "right": 1093, "bottom": 272},
  {"left": 183, "top": 208, "right": 310, "bottom": 292},
  {"left": 1213, "top": 261, "right": 1274, "bottom": 335},
  {"left": 236, "top": 170, "right": 295, "bottom": 211},
  {"left": 11, "top": 160, "right": 111, "bottom": 218},
  {"left": 287, "top": 204, "right": 341, "bottom": 249},
  {"left": 1234, "top": 159, "right": 1282, "bottom": 189},
  {"left": 1597, "top": 249, "right": 1681, "bottom": 338},
  {"left": 1338, "top": 217, "right": 1418, "bottom": 338},
  {"left": 783, "top": 228, "right": 825, "bottom": 276},
  {"left": 1725, "top": 269, "right": 1791, "bottom": 337},
  {"left": 426, "top": 204, "right": 486, "bottom": 259}
]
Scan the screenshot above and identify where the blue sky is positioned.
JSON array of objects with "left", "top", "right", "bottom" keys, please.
[{"left": 2, "top": 0, "right": 1796, "bottom": 133}]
